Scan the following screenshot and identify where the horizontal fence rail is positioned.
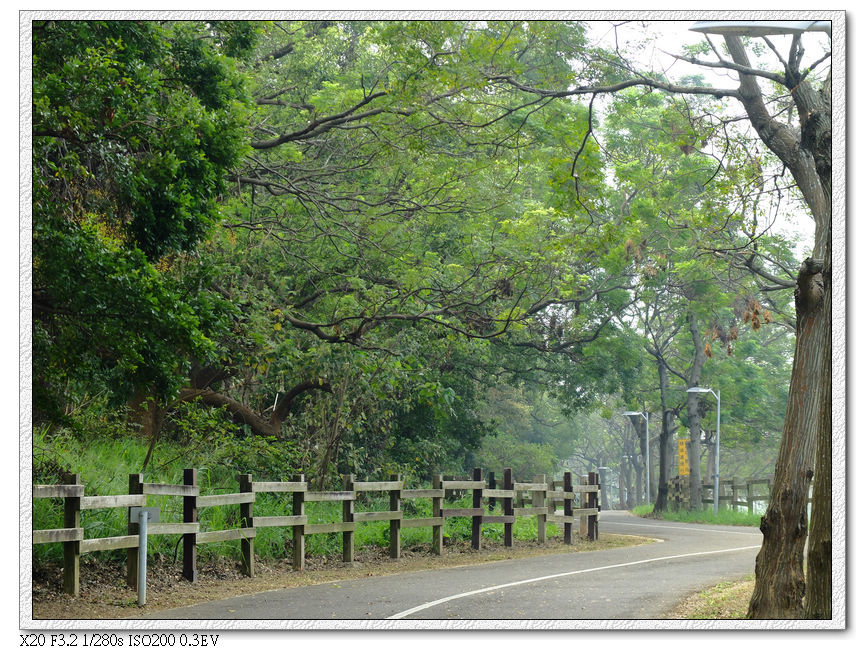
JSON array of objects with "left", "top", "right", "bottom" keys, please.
[
  {"left": 33, "top": 468, "right": 600, "bottom": 596},
  {"left": 667, "top": 475, "right": 785, "bottom": 513}
]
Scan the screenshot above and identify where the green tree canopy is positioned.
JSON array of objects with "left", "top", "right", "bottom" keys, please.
[{"left": 32, "top": 21, "right": 257, "bottom": 421}]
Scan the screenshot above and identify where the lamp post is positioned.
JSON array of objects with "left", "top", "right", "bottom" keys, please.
[
  {"left": 623, "top": 411, "right": 650, "bottom": 505},
  {"left": 686, "top": 386, "right": 721, "bottom": 514},
  {"left": 689, "top": 20, "right": 831, "bottom": 37}
]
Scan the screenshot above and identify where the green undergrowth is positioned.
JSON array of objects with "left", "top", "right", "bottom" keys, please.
[
  {"left": 32, "top": 427, "right": 565, "bottom": 566},
  {"left": 632, "top": 503, "right": 761, "bottom": 527}
]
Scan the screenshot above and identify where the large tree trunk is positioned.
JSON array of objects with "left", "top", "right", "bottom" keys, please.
[
  {"left": 625, "top": 466, "right": 635, "bottom": 509},
  {"left": 722, "top": 35, "right": 833, "bottom": 620},
  {"left": 653, "top": 360, "right": 673, "bottom": 512},
  {"left": 805, "top": 281, "right": 833, "bottom": 618},
  {"left": 747, "top": 258, "right": 827, "bottom": 618},
  {"left": 626, "top": 416, "right": 646, "bottom": 505},
  {"left": 685, "top": 311, "right": 708, "bottom": 510},
  {"left": 800, "top": 63, "right": 834, "bottom": 625},
  {"left": 648, "top": 423, "right": 656, "bottom": 502}
]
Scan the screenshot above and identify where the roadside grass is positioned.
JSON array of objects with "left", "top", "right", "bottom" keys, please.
[
  {"left": 631, "top": 503, "right": 761, "bottom": 527},
  {"left": 33, "top": 430, "right": 574, "bottom": 566},
  {"left": 669, "top": 575, "right": 755, "bottom": 619}
]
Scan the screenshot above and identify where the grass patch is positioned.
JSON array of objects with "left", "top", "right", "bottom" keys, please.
[
  {"left": 632, "top": 503, "right": 761, "bottom": 527},
  {"left": 669, "top": 575, "right": 755, "bottom": 619}
]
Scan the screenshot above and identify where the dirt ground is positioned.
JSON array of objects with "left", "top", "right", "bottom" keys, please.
[{"left": 32, "top": 533, "right": 649, "bottom": 620}]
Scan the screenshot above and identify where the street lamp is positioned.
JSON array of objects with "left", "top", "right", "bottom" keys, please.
[
  {"left": 686, "top": 386, "right": 721, "bottom": 514},
  {"left": 623, "top": 411, "right": 650, "bottom": 505},
  {"left": 689, "top": 20, "right": 831, "bottom": 37}
]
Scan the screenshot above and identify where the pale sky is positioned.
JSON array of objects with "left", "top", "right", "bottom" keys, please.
[{"left": 585, "top": 19, "right": 826, "bottom": 253}]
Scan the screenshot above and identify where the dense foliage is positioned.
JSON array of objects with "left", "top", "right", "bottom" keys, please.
[
  {"left": 32, "top": 20, "right": 797, "bottom": 493},
  {"left": 32, "top": 21, "right": 254, "bottom": 421}
]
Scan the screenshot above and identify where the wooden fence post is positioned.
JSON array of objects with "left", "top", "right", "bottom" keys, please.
[
  {"left": 580, "top": 475, "right": 588, "bottom": 538},
  {"left": 503, "top": 468, "right": 514, "bottom": 547},
  {"left": 292, "top": 474, "right": 305, "bottom": 571},
  {"left": 533, "top": 474, "right": 546, "bottom": 543},
  {"left": 126, "top": 473, "right": 143, "bottom": 588},
  {"left": 343, "top": 474, "right": 355, "bottom": 563},
  {"left": 487, "top": 471, "right": 496, "bottom": 511},
  {"left": 471, "top": 467, "right": 482, "bottom": 550},
  {"left": 62, "top": 472, "right": 81, "bottom": 596},
  {"left": 563, "top": 471, "right": 573, "bottom": 545},
  {"left": 746, "top": 479, "right": 754, "bottom": 514},
  {"left": 432, "top": 474, "right": 443, "bottom": 555},
  {"left": 238, "top": 473, "right": 254, "bottom": 577},
  {"left": 183, "top": 468, "right": 198, "bottom": 583},
  {"left": 588, "top": 471, "right": 599, "bottom": 541},
  {"left": 389, "top": 474, "right": 401, "bottom": 559}
]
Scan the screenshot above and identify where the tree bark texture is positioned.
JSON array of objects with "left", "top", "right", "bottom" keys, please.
[
  {"left": 805, "top": 259, "right": 833, "bottom": 619},
  {"left": 722, "top": 35, "right": 833, "bottom": 620},
  {"left": 747, "top": 259, "right": 827, "bottom": 618}
]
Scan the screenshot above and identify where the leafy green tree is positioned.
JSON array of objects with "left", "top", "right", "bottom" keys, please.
[
  {"left": 163, "top": 21, "right": 641, "bottom": 477},
  {"left": 32, "top": 21, "right": 255, "bottom": 428}
]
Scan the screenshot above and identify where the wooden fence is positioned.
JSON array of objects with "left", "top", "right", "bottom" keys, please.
[
  {"left": 667, "top": 475, "right": 775, "bottom": 512},
  {"left": 33, "top": 469, "right": 600, "bottom": 596}
]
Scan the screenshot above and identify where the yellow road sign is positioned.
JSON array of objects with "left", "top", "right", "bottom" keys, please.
[{"left": 678, "top": 439, "right": 690, "bottom": 475}]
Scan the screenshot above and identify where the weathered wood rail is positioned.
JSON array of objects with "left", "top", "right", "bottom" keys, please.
[
  {"left": 667, "top": 475, "right": 782, "bottom": 513},
  {"left": 33, "top": 469, "right": 600, "bottom": 596}
]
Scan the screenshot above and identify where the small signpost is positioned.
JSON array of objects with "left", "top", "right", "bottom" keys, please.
[
  {"left": 129, "top": 507, "right": 159, "bottom": 606},
  {"left": 678, "top": 439, "right": 690, "bottom": 476}
]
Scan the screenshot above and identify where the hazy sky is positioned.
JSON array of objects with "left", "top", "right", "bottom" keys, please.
[{"left": 584, "top": 19, "right": 826, "bottom": 252}]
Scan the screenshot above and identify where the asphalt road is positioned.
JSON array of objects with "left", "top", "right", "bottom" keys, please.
[{"left": 138, "top": 510, "right": 762, "bottom": 622}]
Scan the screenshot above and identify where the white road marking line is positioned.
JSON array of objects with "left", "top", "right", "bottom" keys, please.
[
  {"left": 606, "top": 521, "right": 762, "bottom": 535},
  {"left": 387, "top": 544, "right": 761, "bottom": 619}
]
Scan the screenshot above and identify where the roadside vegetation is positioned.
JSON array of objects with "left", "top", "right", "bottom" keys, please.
[
  {"left": 631, "top": 503, "right": 762, "bottom": 527},
  {"left": 669, "top": 576, "right": 755, "bottom": 620},
  {"left": 34, "top": 426, "right": 578, "bottom": 567}
]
